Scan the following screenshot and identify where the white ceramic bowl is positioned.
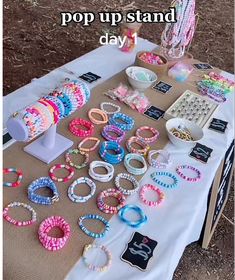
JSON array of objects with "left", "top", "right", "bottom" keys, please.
[
  {"left": 166, "top": 118, "right": 204, "bottom": 148},
  {"left": 125, "top": 66, "right": 157, "bottom": 91}
]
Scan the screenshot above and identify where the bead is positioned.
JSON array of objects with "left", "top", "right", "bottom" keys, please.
[
  {"left": 100, "top": 102, "right": 121, "bottom": 115},
  {"left": 124, "top": 153, "right": 147, "bottom": 175},
  {"left": 109, "top": 113, "right": 134, "bottom": 131},
  {"left": 99, "top": 141, "right": 125, "bottom": 164},
  {"left": 176, "top": 165, "right": 201, "bottom": 182},
  {"left": 69, "top": 118, "right": 94, "bottom": 137},
  {"left": 151, "top": 171, "right": 179, "bottom": 188},
  {"left": 88, "top": 108, "right": 108, "bottom": 125},
  {"left": 89, "top": 161, "right": 114, "bottom": 182},
  {"left": 65, "top": 149, "right": 89, "bottom": 169},
  {"left": 114, "top": 173, "right": 140, "bottom": 195},
  {"left": 118, "top": 204, "right": 147, "bottom": 228},
  {"left": 3, "top": 168, "right": 23, "bottom": 188},
  {"left": 126, "top": 136, "right": 150, "bottom": 156},
  {"left": 135, "top": 126, "right": 160, "bottom": 144},
  {"left": 78, "top": 137, "right": 100, "bottom": 152},
  {"left": 49, "top": 164, "right": 74, "bottom": 182},
  {"left": 102, "top": 125, "right": 125, "bottom": 144},
  {"left": 140, "top": 184, "right": 165, "bottom": 207}
]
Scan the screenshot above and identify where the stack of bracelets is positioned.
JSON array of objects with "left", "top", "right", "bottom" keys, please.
[
  {"left": 135, "top": 126, "right": 160, "bottom": 144},
  {"left": 140, "top": 184, "right": 165, "bottom": 207},
  {"left": 78, "top": 214, "right": 110, "bottom": 238},
  {"left": 69, "top": 118, "right": 94, "bottom": 137},
  {"left": 114, "top": 173, "right": 140, "bottom": 195},
  {"left": 148, "top": 150, "right": 172, "bottom": 169},
  {"left": 102, "top": 125, "right": 125, "bottom": 144},
  {"left": 49, "top": 164, "right": 74, "bottom": 182},
  {"left": 3, "top": 168, "right": 23, "bottom": 187},
  {"left": 151, "top": 171, "right": 179, "bottom": 188},
  {"left": 28, "top": 177, "right": 60, "bottom": 205},
  {"left": 126, "top": 136, "right": 150, "bottom": 156},
  {"left": 109, "top": 113, "right": 134, "bottom": 131},
  {"left": 89, "top": 161, "right": 114, "bottom": 182},
  {"left": 97, "top": 188, "right": 126, "bottom": 214},
  {"left": 118, "top": 204, "right": 147, "bottom": 228},
  {"left": 38, "top": 216, "right": 70, "bottom": 251},
  {"left": 176, "top": 165, "right": 201, "bottom": 182},
  {"left": 100, "top": 102, "right": 121, "bottom": 115},
  {"left": 78, "top": 137, "right": 100, "bottom": 152},
  {"left": 3, "top": 202, "right": 37, "bottom": 226},
  {"left": 99, "top": 141, "right": 125, "bottom": 164},
  {"left": 65, "top": 149, "right": 89, "bottom": 169},
  {"left": 124, "top": 153, "right": 147, "bottom": 175},
  {"left": 88, "top": 108, "right": 108, "bottom": 125}
]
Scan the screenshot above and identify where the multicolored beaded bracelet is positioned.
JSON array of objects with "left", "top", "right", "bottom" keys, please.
[
  {"left": 100, "top": 102, "right": 121, "bottom": 115},
  {"left": 65, "top": 149, "right": 89, "bottom": 169},
  {"left": 69, "top": 118, "right": 94, "bottom": 137},
  {"left": 68, "top": 177, "right": 96, "bottom": 203},
  {"left": 89, "top": 161, "right": 114, "bottom": 182},
  {"left": 38, "top": 216, "right": 71, "bottom": 251},
  {"left": 3, "top": 168, "right": 23, "bottom": 188},
  {"left": 118, "top": 204, "right": 147, "bottom": 228},
  {"left": 88, "top": 108, "right": 108, "bottom": 125},
  {"left": 78, "top": 137, "right": 100, "bottom": 152},
  {"left": 49, "top": 164, "right": 74, "bottom": 182},
  {"left": 82, "top": 244, "right": 112, "bottom": 272},
  {"left": 151, "top": 171, "right": 179, "bottom": 188},
  {"left": 148, "top": 150, "right": 172, "bottom": 169},
  {"left": 140, "top": 184, "right": 165, "bottom": 207},
  {"left": 126, "top": 136, "right": 150, "bottom": 156},
  {"left": 109, "top": 113, "right": 134, "bottom": 131},
  {"left": 114, "top": 173, "right": 140, "bottom": 195},
  {"left": 136, "top": 126, "right": 160, "bottom": 144},
  {"left": 124, "top": 153, "right": 147, "bottom": 176},
  {"left": 102, "top": 125, "right": 125, "bottom": 144},
  {"left": 3, "top": 202, "right": 37, "bottom": 226},
  {"left": 99, "top": 141, "right": 125, "bottom": 164},
  {"left": 28, "top": 177, "right": 59, "bottom": 205},
  {"left": 176, "top": 165, "right": 201, "bottom": 182},
  {"left": 97, "top": 188, "right": 126, "bottom": 214},
  {"left": 78, "top": 214, "right": 110, "bottom": 238}
]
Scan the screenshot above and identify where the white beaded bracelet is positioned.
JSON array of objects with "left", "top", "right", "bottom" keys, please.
[
  {"left": 100, "top": 102, "right": 121, "bottom": 115},
  {"left": 115, "top": 173, "right": 140, "bottom": 195},
  {"left": 148, "top": 150, "right": 172, "bottom": 169},
  {"left": 124, "top": 153, "right": 148, "bottom": 176},
  {"left": 89, "top": 161, "right": 114, "bottom": 182}
]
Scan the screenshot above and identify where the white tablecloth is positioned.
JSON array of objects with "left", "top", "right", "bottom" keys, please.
[{"left": 3, "top": 38, "right": 234, "bottom": 280}]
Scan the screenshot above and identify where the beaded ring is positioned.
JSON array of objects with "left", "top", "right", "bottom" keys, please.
[
  {"left": 28, "top": 177, "right": 60, "bottom": 205},
  {"left": 69, "top": 118, "right": 94, "bottom": 137},
  {"left": 109, "top": 113, "right": 134, "bottom": 131},
  {"left": 38, "top": 216, "right": 70, "bottom": 251},
  {"left": 102, "top": 125, "right": 125, "bottom": 144},
  {"left": 140, "top": 184, "right": 165, "bottom": 207},
  {"left": 100, "top": 102, "right": 121, "bottom": 115},
  {"left": 88, "top": 108, "right": 108, "bottom": 125},
  {"left": 126, "top": 136, "right": 150, "bottom": 156},
  {"left": 151, "top": 171, "right": 179, "bottom": 188},
  {"left": 114, "top": 173, "right": 140, "bottom": 195},
  {"left": 97, "top": 188, "right": 126, "bottom": 214},
  {"left": 78, "top": 214, "right": 110, "bottom": 238},
  {"left": 3, "top": 202, "right": 37, "bottom": 226},
  {"left": 124, "top": 153, "right": 147, "bottom": 176},
  {"left": 99, "top": 141, "right": 125, "bottom": 164},
  {"left": 148, "top": 150, "right": 172, "bottom": 169},
  {"left": 82, "top": 244, "right": 112, "bottom": 272},
  {"left": 89, "top": 161, "right": 114, "bottom": 182},
  {"left": 3, "top": 168, "right": 23, "bottom": 188},
  {"left": 65, "top": 149, "right": 89, "bottom": 169},
  {"left": 136, "top": 126, "right": 160, "bottom": 144},
  {"left": 118, "top": 204, "right": 147, "bottom": 228},
  {"left": 78, "top": 137, "right": 100, "bottom": 152},
  {"left": 68, "top": 177, "right": 96, "bottom": 203},
  {"left": 176, "top": 165, "right": 201, "bottom": 182},
  {"left": 49, "top": 164, "right": 74, "bottom": 182}
]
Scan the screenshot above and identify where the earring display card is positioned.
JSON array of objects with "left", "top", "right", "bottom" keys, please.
[
  {"left": 79, "top": 72, "right": 101, "bottom": 83},
  {"left": 144, "top": 106, "right": 165, "bottom": 121},
  {"left": 121, "top": 232, "right": 158, "bottom": 271},
  {"left": 193, "top": 63, "right": 213, "bottom": 70},
  {"left": 208, "top": 118, "right": 228, "bottom": 133},
  {"left": 189, "top": 143, "right": 213, "bottom": 164},
  {"left": 152, "top": 81, "right": 172, "bottom": 94},
  {"left": 164, "top": 90, "right": 218, "bottom": 128}
]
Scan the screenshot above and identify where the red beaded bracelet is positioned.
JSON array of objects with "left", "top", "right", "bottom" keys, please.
[
  {"left": 69, "top": 118, "right": 94, "bottom": 137},
  {"left": 49, "top": 164, "right": 74, "bottom": 182},
  {"left": 139, "top": 184, "right": 165, "bottom": 207},
  {"left": 126, "top": 136, "right": 150, "bottom": 156},
  {"left": 136, "top": 126, "right": 159, "bottom": 144}
]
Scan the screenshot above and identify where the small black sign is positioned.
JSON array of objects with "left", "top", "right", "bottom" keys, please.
[
  {"left": 121, "top": 232, "right": 158, "bottom": 271},
  {"left": 193, "top": 63, "right": 213, "bottom": 70},
  {"left": 144, "top": 106, "right": 165, "bottom": 121},
  {"left": 208, "top": 118, "right": 228, "bottom": 133},
  {"left": 152, "top": 81, "right": 172, "bottom": 94},
  {"left": 189, "top": 143, "right": 213, "bottom": 164},
  {"left": 79, "top": 72, "right": 101, "bottom": 83}
]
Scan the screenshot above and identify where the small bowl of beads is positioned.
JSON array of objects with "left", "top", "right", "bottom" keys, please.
[
  {"left": 125, "top": 66, "right": 157, "bottom": 92},
  {"left": 166, "top": 118, "right": 204, "bottom": 148}
]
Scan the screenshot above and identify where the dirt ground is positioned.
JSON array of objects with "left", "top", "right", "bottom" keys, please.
[{"left": 3, "top": 0, "right": 234, "bottom": 279}]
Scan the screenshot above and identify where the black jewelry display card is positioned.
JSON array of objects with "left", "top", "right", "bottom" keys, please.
[
  {"left": 152, "top": 81, "right": 172, "bottom": 94},
  {"left": 79, "top": 72, "right": 101, "bottom": 83},
  {"left": 144, "top": 106, "right": 165, "bottom": 121},
  {"left": 208, "top": 118, "right": 228, "bottom": 133},
  {"left": 189, "top": 143, "right": 213, "bottom": 164},
  {"left": 193, "top": 63, "right": 213, "bottom": 70},
  {"left": 121, "top": 232, "right": 158, "bottom": 271}
]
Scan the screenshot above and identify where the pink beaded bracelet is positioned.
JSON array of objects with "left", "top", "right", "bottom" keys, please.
[
  {"left": 176, "top": 165, "right": 201, "bottom": 182},
  {"left": 49, "top": 164, "right": 74, "bottom": 182},
  {"left": 139, "top": 184, "right": 165, "bottom": 207},
  {"left": 126, "top": 136, "right": 150, "bottom": 156},
  {"left": 69, "top": 118, "right": 94, "bottom": 137},
  {"left": 136, "top": 126, "right": 159, "bottom": 144},
  {"left": 38, "top": 216, "right": 70, "bottom": 251}
]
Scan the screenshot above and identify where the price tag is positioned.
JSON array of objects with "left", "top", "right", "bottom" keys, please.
[
  {"left": 152, "top": 81, "right": 172, "bottom": 94},
  {"left": 189, "top": 143, "right": 213, "bottom": 164},
  {"left": 208, "top": 118, "right": 228, "bottom": 133},
  {"left": 193, "top": 63, "right": 213, "bottom": 70},
  {"left": 144, "top": 106, "right": 165, "bottom": 121},
  {"left": 79, "top": 72, "right": 101, "bottom": 83},
  {"left": 121, "top": 232, "right": 158, "bottom": 271}
]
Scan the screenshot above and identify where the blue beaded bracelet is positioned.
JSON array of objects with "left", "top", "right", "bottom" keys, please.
[
  {"left": 28, "top": 177, "right": 59, "bottom": 205},
  {"left": 151, "top": 171, "right": 179, "bottom": 188},
  {"left": 118, "top": 204, "right": 147, "bottom": 228},
  {"left": 99, "top": 141, "right": 125, "bottom": 164},
  {"left": 78, "top": 214, "right": 110, "bottom": 238},
  {"left": 124, "top": 153, "right": 147, "bottom": 175},
  {"left": 109, "top": 113, "right": 134, "bottom": 131}
]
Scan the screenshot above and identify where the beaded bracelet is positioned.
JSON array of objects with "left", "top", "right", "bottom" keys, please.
[
  {"left": 124, "top": 153, "right": 147, "bottom": 176},
  {"left": 88, "top": 108, "right": 108, "bottom": 125},
  {"left": 102, "top": 125, "right": 125, "bottom": 144},
  {"left": 38, "top": 216, "right": 70, "bottom": 251},
  {"left": 28, "top": 177, "right": 60, "bottom": 205},
  {"left": 140, "top": 184, "right": 165, "bottom": 207},
  {"left": 176, "top": 165, "right": 201, "bottom": 182},
  {"left": 68, "top": 177, "right": 96, "bottom": 203},
  {"left": 136, "top": 126, "right": 160, "bottom": 144},
  {"left": 126, "top": 136, "right": 150, "bottom": 156},
  {"left": 69, "top": 118, "right": 94, "bottom": 137},
  {"left": 151, "top": 171, "right": 179, "bottom": 188},
  {"left": 148, "top": 150, "right": 172, "bottom": 169},
  {"left": 118, "top": 204, "right": 147, "bottom": 228},
  {"left": 78, "top": 137, "right": 100, "bottom": 152},
  {"left": 114, "top": 173, "right": 140, "bottom": 195},
  {"left": 89, "top": 161, "right": 114, "bottom": 182},
  {"left": 109, "top": 113, "right": 134, "bottom": 131},
  {"left": 3, "top": 168, "right": 23, "bottom": 188},
  {"left": 49, "top": 164, "right": 74, "bottom": 182},
  {"left": 3, "top": 202, "right": 37, "bottom": 226},
  {"left": 65, "top": 149, "right": 89, "bottom": 169},
  {"left": 97, "top": 188, "right": 126, "bottom": 214},
  {"left": 82, "top": 244, "right": 112, "bottom": 272},
  {"left": 78, "top": 214, "right": 110, "bottom": 238},
  {"left": 99, "top": 141, "right": 125, "bottom": 164},
  {"left": 100, "top": 102, "right": 121, "bottom": 115}
]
